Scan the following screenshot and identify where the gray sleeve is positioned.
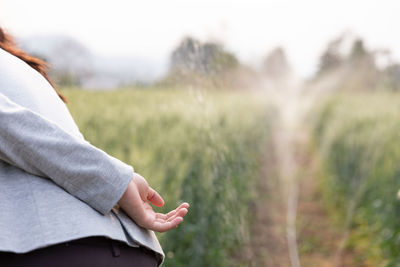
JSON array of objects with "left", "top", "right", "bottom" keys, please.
[{"left": 0, "top": 92, "right": 133, "bottom": 215}]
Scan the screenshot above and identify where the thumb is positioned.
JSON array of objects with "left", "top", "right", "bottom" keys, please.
[{"left": 147, "top": 187, "right": 165, "bottom": 207}]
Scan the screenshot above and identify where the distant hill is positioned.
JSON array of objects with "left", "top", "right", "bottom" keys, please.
[{"left": 18, "top": 34, "right": 166, "bottom": 89}]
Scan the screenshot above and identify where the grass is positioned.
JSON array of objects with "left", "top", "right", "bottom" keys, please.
[
  {"left": 62, "top": 87, "right": 274, "bottom": 267},
  {"left": 311, "top": 92, "right": 400, "bottom": 266}
]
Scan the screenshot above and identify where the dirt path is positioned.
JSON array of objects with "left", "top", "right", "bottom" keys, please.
[
  {"left": 245, "top": 140, "right": 291, "bottom": 267},
  {"left": 245, "top": 79, "right": 359, "bottom": 266},
  {"left": 294, "top": 128, "right": 353, "bottom": 267}
]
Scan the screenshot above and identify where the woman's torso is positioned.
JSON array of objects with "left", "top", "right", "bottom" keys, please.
[{"left": 0, "top": 47, "right": 163, "bottom": 264}]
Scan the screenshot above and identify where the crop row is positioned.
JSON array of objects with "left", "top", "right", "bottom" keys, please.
[
  {"left": 312, "top": 93, "right": 400, "bottom": 265},
  {"left": 64, "top": 88, "right": 274, "bottom": 267}
]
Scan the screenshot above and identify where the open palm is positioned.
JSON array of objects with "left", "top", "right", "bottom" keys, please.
[{"left": 118, "top": 173, "right": 189, "bottom": 232}]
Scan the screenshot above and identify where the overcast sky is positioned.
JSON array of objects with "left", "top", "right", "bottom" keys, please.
[{"left": 1, "top": 0, "right": 400, "bottom": 77}]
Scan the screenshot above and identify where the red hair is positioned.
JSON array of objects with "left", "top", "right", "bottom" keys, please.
[{"left": 0, "top": 28, "right": 67, "bottom": 103}]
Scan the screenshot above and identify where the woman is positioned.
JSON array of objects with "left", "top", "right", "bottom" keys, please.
[{"left": 0, "top": 27, "right": 189, "bottom": 267}]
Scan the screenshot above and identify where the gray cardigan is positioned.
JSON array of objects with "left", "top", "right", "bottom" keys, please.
[{"left": 0, "top": 48, "right": 164, "bottom": 264}]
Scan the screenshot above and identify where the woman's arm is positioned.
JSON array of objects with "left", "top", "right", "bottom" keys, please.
[
  {"left": 0, "top": 92, "right": 188, "bottom": 230},
  {"left": 0, "top": 92, "right": 133, "bottom": 215}
]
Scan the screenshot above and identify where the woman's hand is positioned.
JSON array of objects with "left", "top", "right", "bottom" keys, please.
[{"left": 118, "top": 172, "right": 189, "bottom": 232}]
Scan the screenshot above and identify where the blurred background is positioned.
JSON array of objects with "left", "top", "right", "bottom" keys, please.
[{"left": 2, "top": 0, "right": 400, "bottom": 266}]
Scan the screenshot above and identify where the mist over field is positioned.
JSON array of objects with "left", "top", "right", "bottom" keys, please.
[
  {"left": 55, "top": 32, "right": 400, "bottom": 266},
  {"left": 3, "top": 0, "right": 400, "bottom": 266}
]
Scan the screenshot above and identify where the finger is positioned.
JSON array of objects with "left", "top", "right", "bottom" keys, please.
[
  {"left": 151, "top": 217, "right": 184, "bottom": 233},
  {"left": 167, "top": 208, "right": 188, "bottom": 222},
  {"left": 153, "top": 203, "right": 190, "bottom": 221},
  {"left": 165, "top": 203, "right": 189, "bottom": 219},
  {"left": 175, "top": 202, "right": 190, "bottom": 211},
  {"left": 155, "top": 213, "right": 168, "bottom": 220},
  {"left": 177, "top": 207, "right": 188, "bottom": 218},
  {"left": 158, "top": 207, "right": 182, "bottom": 220},
  {"left": 147, "top": 187, "right": 164, "bottom": 207},
  {"left": 165, "top": 209, "right": 177, "bottom": 218},
  {"left": 179, "top": 202, "right": 190, "bottom": 209}
]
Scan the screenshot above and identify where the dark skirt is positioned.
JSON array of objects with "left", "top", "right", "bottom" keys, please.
[{"left": 0, "top": 236, "right": 158, "bottom": 267}]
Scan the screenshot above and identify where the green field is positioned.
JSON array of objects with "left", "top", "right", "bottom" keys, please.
[
  {"left": 64, "top": 87, "right": 400, "bottom": 265},
  {"left": 63, "top": 88, "right": 274, "bottom": 267},
  {"left": 312, "top": 93, "right": 400, "bottom": 265}
]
